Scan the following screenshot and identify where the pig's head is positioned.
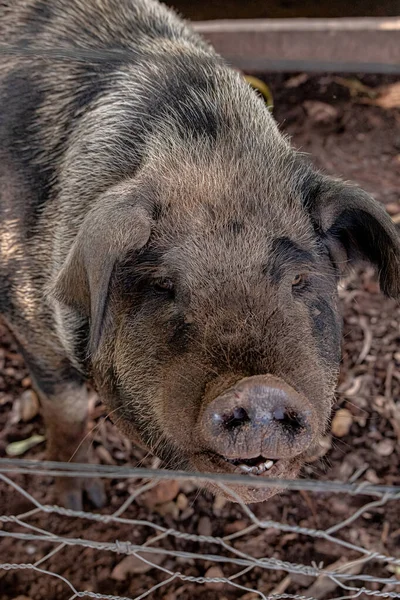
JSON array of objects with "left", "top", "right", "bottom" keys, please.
[{"left": 53, "top": 71, "right": 400, "bottom": 503}]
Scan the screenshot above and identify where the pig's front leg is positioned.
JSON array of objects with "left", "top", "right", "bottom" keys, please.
[
  {"left": 38, "top": 382, "right": 106, "bottom": 510},
  {"left": 14, "top": 338, "right": 106, "bottom": 510}
]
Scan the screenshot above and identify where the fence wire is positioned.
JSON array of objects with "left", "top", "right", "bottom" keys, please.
[
  {"left": 0, "top": 459, "right": 399, "bottom": 600},
  {"left": 0, "top": 42, "right": 399, "bottom": 74}
]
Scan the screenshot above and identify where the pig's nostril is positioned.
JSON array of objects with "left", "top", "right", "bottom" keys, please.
[
  {"left": 221, "top": 406, "right": 251, "bottom": 430},
  {"left": 233, "top": 406, "right": 249, "bottom": 422},
  {"left": 273, "top": 407, "right": 303, "bottom": 433}
]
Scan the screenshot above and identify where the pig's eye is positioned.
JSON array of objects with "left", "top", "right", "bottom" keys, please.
[
  {"left": 152, "top": 278, "right": 175, "bottom": 298},
  {"left": 291, "top": 273, "right": 309, "bottom": 292}
]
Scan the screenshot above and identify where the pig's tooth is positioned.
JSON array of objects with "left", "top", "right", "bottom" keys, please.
[
  {"left": 237, "top": 460, "right": 275, "bottom": 474},
  {"left": 238, "top": 464, "right": 254, "bottom": 473}
]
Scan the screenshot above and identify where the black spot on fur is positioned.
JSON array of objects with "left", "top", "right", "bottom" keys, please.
[
  {"left": 42, "top": 62, "right": 124, "bottom": 201},
  {"left": 0, "top": 69, "right": 54, "bottom": 234},
  {"left": 266, "top": 237, "right": 315, "bottom": 283},
  {"left": 328, "top": 208, "right": 393, "bottom": 272},
  {"left": 308, "top": 297, "right": 341, "bottom": 365},
  {"left": 298, "top": 167, "right": 322, "bottom": 207},
  {"left": 67, "top": 61, "right": 122, "bottom": 118},
  {"left": 0, "top": 274, "right": 14, "bottom": 314},
  {"left": 226, "top": 220, "right": 243, "bottom": 235},
  {"left": 0, "top": 59, "right": 123, "bottom": 236},
  {"left": 152, "top": 202, "right": 163, "bottom": 222},
  {"left": 71, "top": 317, "right": 91, "bottom": 375},
  {"left": 177, "top": 101, "right": 219, "bottom": 141},
  {"left": 23, "top": 0, "right": 53, "bottom": 37},
  {"left": 135, "top": 248, "right": 163, "bottom": 270},
  {"left": 116, "top": 247, "right": 163, "bottom": 297},
  {"left": 137, "top": 55, "right": 221, "bottom": 143}
]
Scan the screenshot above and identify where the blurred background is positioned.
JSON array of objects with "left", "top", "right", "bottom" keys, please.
[{"left": 164, "top": 0, "right": 400, "bottom": 19}]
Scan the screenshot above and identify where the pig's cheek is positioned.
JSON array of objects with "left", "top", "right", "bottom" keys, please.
[
  {"left": 158, "top": 365, "right": 209, "bottom": 448},
  {"left": 303, "top": 296, "right": 341, "bottom": 425},
  {"left": 280, "top": 296, "right": 337, "bottom": 422}
]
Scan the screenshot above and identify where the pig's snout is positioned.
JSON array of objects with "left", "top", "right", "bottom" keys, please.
[{"left": 199, "top": 375, "right": 315, "bottom": 466}]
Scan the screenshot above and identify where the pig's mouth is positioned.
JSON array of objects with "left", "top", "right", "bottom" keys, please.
[
  {"left": 205, "top": 450, "right": 297, "bottom": 480},
  {"left": 192, "top": 450, "right": 302, "bottom": 503},
  {"left": 225, "top": 455, "right": 278, "bottom": 475}
]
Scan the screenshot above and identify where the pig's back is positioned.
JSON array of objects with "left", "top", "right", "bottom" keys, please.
[
  {"left": 0, "top": 0, "right": 212, "bottom": 314},
  {"left": 0, "top": 0, "right": 210, "bottom": 230},
  {"left": 0, "top": 0, "right": 204, "bottom": 48},
  {"left": 0, "top": 0, "right": 210, "bottom": 220}
]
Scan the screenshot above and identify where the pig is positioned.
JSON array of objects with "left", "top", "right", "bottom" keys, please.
[{"left": 0, "top": 0, "right": 399, "bottom": 508}]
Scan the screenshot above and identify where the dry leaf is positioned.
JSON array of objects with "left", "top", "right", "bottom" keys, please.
[
  {"left": 331, "top": 409, "right": 353, "bottom": 437},
  {"left": 307, "top": 558, "right": 363, "bottom": 598},
  {"left": 19, "top": 389, "right": 40, "bottom": 422},
  {"left": 365, "top": 469, "right": 380, "bottom": 484},
  {"left": 6, "top": 434, "right": 45, "bottom": 457},
  {"left": 179, "top": 481, "right": 197, "bottom": 495},
  {"left": 285, "top": 73, "right": 308, "bottom": 88},
  {"left": 213, "top": 495, "right": 227, "bottom": 513},
  {"left": 224, "top": 519, "right": 248, "bottom": 535},
  {"left": 307, "top": 435, "right": 332, "bottom": 462},
  {"left": 141, "top": 479, "right": 180, "bottom": 508},
  {"left": 303, "top": 101, "right": 339, "bottom": 123},
  {"left": 334, "top": 77, "right": 376, "bottom": 98},
  {"left": 111, "top": 552, "right": 164, "bottom": 579},
  {"left": 21, "top": 376, "right": 32, "bottom": 388},
  {"left": 373, "top": 82, "right": 400, "bottom": 109},
  {"left": 204, "top": 566, "right": 225, "bottom": 590},
  {"left": 270, "top": 575, "right": 291, "bottom": 595},
  {"left": 95, "top": 445, "right": 115, "bottom": 465},
  {"left": 386, "top": 202, "right": 400, "bottom": 216},
  {"left": 373, "top": 439, "right": 395, "bottom": 457},
  {"left": 197, "top": 516, "right": 212, "bottom": 537},
  {"left": 176, "top": 493, "right": 188, "bottom": 511},
  {"left": 9, "top": 399, "right": 22, "bottom": 425},
  {"left": 154, "top": 500, "right": 179, "bottom": 518}
]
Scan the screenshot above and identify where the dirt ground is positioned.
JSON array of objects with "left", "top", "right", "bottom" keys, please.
[{"left": 0, "top": 73, "right": 399, "bottom": 600}]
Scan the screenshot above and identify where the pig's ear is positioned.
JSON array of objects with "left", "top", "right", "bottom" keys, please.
[
  {"left": 305, "top": 178, "right": 400, "bottom": 298},
  {"left": 51, "top": 185, "right": 152, "bottom": 352}
]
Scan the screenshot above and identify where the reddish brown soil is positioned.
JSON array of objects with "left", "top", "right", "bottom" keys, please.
[{"left": 0, "top": 73, "right": 399, "bottom": 600}]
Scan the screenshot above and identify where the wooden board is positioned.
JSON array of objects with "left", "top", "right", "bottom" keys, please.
[{"left": 192, "top": 18, "right": 400, "bottom": 73}]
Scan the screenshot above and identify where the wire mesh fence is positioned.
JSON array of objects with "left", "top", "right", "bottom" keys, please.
[{"left": 1, "top": 458, "right": 400, "bottom": 600}]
